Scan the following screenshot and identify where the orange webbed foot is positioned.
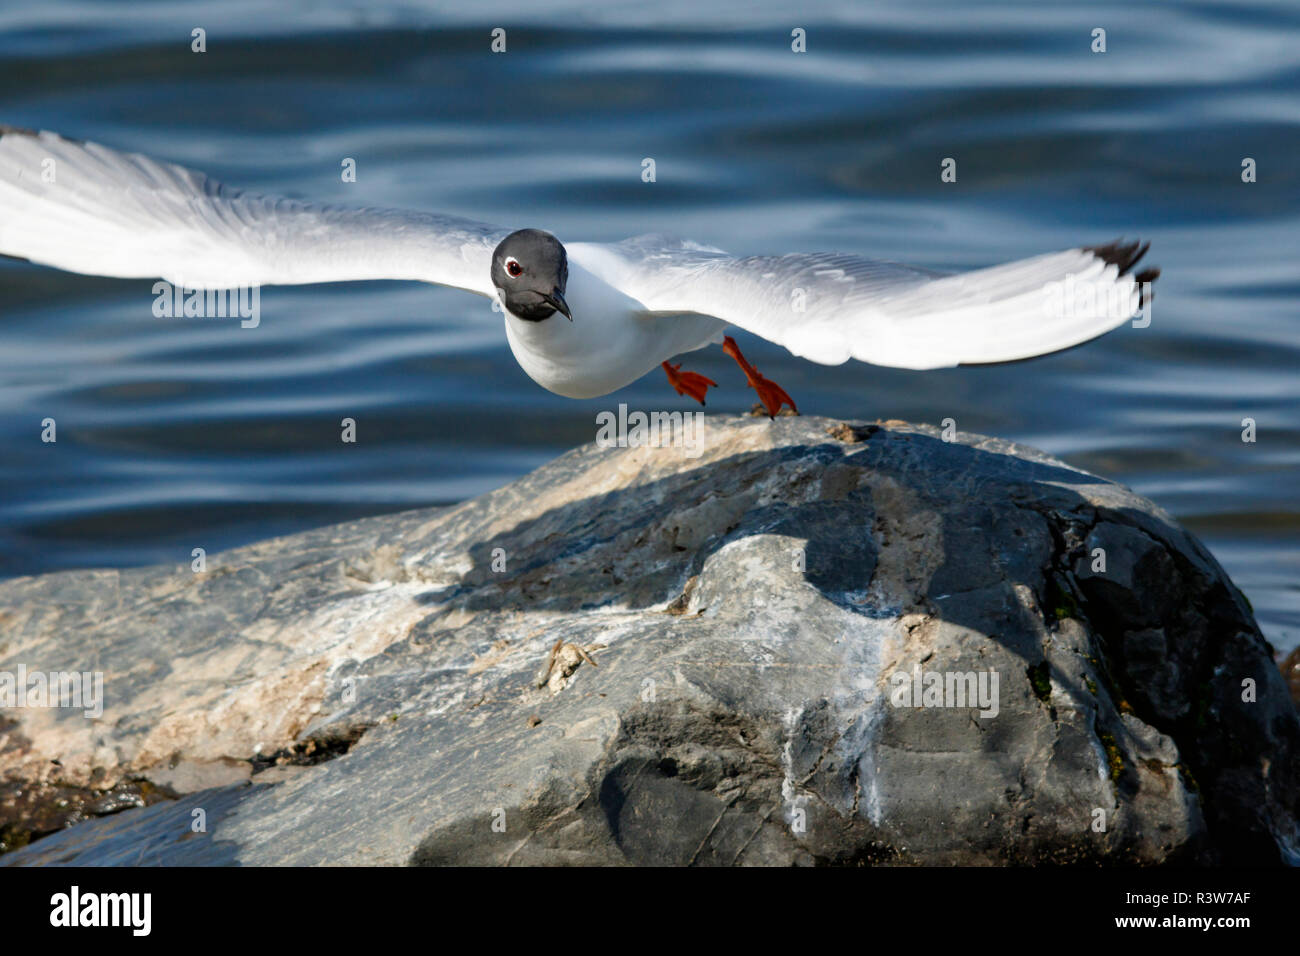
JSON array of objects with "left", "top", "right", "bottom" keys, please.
[
  {"left": 749, "top": 376, "right": 799, "bottom": 419},
  {"left": 721, "top": 336, "right": 799, "bottom": 418},
  {"left": 661, "top": 361, "right": 718, "bottom": 405}
]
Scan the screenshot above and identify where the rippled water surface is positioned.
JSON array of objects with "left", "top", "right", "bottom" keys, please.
[{"left": 1, "top": 1, "right": 1297, "bottom": 656}]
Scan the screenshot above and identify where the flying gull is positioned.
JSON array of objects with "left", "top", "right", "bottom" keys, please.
[{"left": 0, "top": 126, "right": 1158, "bottom": 416}]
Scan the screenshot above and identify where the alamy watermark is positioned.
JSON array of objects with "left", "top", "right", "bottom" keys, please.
[
  {"left": 0, "top": 664, "right": 103, "bottom": 718},
  {"left": 1042, "top": 274, "right": 1153, "bottom": 328},
  {"left": 152, "top": 281, "right": 260, "bottom": 328},
  {"left": 50, "top": 886, "right": 150, "bottom": 936},
  {"left": 595, "top": 403, "right": 705, "bottom": 459},
  {"left": 889, "top": 666, "right": 1000, "bottom": 718}
]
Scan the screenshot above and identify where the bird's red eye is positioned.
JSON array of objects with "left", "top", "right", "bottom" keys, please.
[{"left": 506, "top": 258, "right": 523, "bottom": 278}]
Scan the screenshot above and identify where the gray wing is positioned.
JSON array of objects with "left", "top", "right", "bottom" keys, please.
[
  {"left": 578, "top": 233, "right": 1157, "bottom": 370},
  {"left": 0, "top": 126, "right": 508, "bottom": 296}
]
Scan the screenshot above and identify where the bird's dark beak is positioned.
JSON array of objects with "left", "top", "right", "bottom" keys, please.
[{"left": 542, "top": 288, "right": 572, "bottom": 321}]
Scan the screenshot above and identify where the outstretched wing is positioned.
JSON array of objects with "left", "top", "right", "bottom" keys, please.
[
  {"left": 0, "top": 126, "right": 508, "bottom": 296},
  {"left": 586, "top": 234, "right": 1159, "bottom": 370}
]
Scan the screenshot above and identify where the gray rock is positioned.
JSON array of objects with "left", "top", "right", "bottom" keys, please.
[{"left": 1, "top": 415, "right": 1296, "bottom": 865}]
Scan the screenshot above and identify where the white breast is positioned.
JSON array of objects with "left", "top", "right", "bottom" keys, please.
[{"left": 502, "top": 254, "right": 726, "bottom": 399}]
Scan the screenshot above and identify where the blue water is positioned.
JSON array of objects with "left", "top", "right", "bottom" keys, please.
[{"left": 0, "top": 1, "right": 1297, "bottom": 658}]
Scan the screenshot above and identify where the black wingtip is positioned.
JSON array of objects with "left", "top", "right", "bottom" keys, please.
[
  {"left": 1084, "top": 238, "right": 1150, "bottom": 275},
  {"left": 1085, "top": 238, "right": 1159, "bottom": 306}
]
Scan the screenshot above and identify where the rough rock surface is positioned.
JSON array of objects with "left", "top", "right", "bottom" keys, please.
[{"left": 1, "top": 415, "right": 1296, "bottom": 865}]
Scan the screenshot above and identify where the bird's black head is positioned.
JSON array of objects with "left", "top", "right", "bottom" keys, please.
[{"left": 491, "top": 228, "right": 571, "bottom": 322}]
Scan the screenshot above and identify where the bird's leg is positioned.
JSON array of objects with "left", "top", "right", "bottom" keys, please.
[
  {"left": 661, "top": 360, "right": 718, "bottom": 406},
  {"left": 721, "top": 335, "right": 798, "bottom": 418}
]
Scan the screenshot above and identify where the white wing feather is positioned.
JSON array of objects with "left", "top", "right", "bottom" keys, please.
[
  {"left": 588, "top": 234, "right": 1157, "bottom": 370},
  {"left": 0, "top": 126, "right": 507, "bottom": 296}
]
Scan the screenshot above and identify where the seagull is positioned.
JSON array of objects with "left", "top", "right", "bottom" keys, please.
[{"left": 0, "top": 126, "right": 1158, "bottom": 417}]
